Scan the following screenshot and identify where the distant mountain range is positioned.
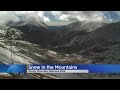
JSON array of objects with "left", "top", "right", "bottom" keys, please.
[{"left": 50, "top": 21, "right": 120, "bottom": 64}]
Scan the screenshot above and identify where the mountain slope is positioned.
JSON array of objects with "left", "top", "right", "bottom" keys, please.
[
  {"left": 0, "top": 24, "right": 89, "bottom": 79},
  {"left": 52, "top": 21, "right": 120, "bottom": 64},
  {"left": 7, "top": 20, "right": 49, "bottom": 47},
  {"left": 1, "top": 21, "right": 120, "bottom": 78},
  {"left": 50, "top": 21, "right": 106, "bottom": 46}
]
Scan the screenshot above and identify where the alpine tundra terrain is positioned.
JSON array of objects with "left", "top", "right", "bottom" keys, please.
[{"left": 0, "top": 20, "right": 120, "bottom": 79}]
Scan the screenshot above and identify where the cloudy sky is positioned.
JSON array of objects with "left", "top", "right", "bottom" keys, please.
[{"left": 0, "top": 11, "right": 120, "bottom": 24}]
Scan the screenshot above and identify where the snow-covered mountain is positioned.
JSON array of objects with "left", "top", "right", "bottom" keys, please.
[
  {"left": 7, "top": 20, "right": 50, "bottom": 47},
  {"left": 5, "top": 20, "right": 120, "bottom": 65},
  {"left": 1, "top": 20, "right": 120, "bottom": 79},
  {"left": 0, "top": 23, "right": 89, "bottom": 79}
]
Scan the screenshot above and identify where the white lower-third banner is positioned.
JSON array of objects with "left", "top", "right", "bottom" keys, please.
[{"left": 27, "top": 70, "right": 89, "bottom": 73}]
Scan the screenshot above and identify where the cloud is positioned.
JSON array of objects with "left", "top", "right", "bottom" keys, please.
[
  {"left": 0, "top": 11, "right": 119, "bottom": 24},
  {"left": 50, "top": 11, "right": 109, "bottom": 22},
  {"left": 15, "top": 11, "right": 50, "bottom": 22},
  {"left": 0, "top": 11, "right": 50, "bottom": 24},
  {"left": 0, "top": 11, "right": 15, "bottom": 24}
]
